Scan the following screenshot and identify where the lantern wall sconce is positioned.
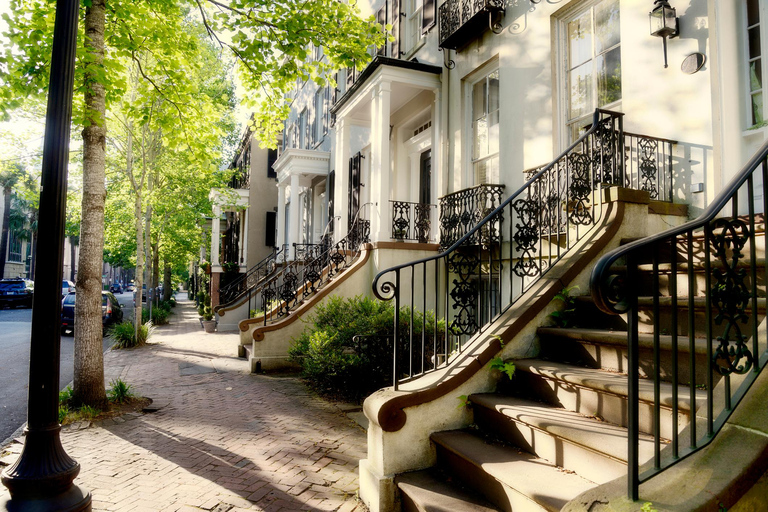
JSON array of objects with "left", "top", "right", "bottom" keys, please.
[{"left": 649, "top": 0, "right": 679, "bottom": 68}]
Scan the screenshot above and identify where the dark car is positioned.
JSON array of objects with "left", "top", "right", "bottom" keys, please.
[
  {"left": 0, "top": 279, "right": 34, "bottom": 309},
  {"left": 109, "top": 283, "right": 123, "bottom": 294},
  {"left": 60, "top": 291, "right": 123, "bottom": 336}
]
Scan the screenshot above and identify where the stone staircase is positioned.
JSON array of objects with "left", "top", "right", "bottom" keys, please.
[{"left": 394, "top": 227, "right": 766, "bottom": 511}]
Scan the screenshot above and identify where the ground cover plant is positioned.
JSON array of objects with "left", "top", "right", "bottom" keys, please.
[
  {"left": 289, "top": 296, "right": 444, "bottom": 402},
  {"left": 111, "top": 321, "right": 154, "bottom": 348}
]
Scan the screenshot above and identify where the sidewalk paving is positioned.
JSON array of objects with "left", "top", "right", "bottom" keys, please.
[{"left": 0, "top": 298, "right": 368, "bottom": 512}]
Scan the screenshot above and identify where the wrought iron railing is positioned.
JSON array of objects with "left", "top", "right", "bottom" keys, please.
[
  {"left": 390, "top": 201, "right": 437, "bottom": 243},
  {"left": 438, "top": 0, "right": 504, "bottom": 50},
  {"left": 373, "top": 109, "right": 673, "bottom": 389},
  {"left": 261, "top": 207, "right": 371, "bottom": 325},
  {"left": 590, "top": 140, "right": 768, "bottom": 500},
  {"left": 439, "top": 184, "right": 505, "bottom": 250},
  {"left": 217, "top": 246, "right": 285, "bottom": 306}
]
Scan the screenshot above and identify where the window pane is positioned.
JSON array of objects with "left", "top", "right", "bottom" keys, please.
[
  {"left": 488, "top": 70, "right": 499, "bottom": 113},
  {"left": 569, "top": 61, "right": 593, "bottom": 120},
  {"left": 597, "top": 46, "right": 621, "bottom": 106},
  {"left": 749, "top": 26, "right": 762, "bottom": 60},
  {"left": 568, "top": 12, "right": 592, "bottom": 68},
  {"left": 748, "top": 0, "right": 760, "bottom": 27},
  {"left": 752, "top": 92, "right": 764, "bottom": 125},
  {"left": 751, "top": 59, "right": 763, "bottom": 92},
  {"left": 594, "top": 0, "right": 620, "bottom": 54},
  {"left": 473, "top": 80, "right": 486, "bottom": 120},
  {"left": 488, "top": 110, "right": 499, "bottom": 155},
  {"left": 474, "top": 117, "right": 488, "bottom": 159}
]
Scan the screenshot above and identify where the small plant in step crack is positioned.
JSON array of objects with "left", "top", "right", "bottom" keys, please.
[
  {"left": 640, "top": 503, "right": 658, "bottom": 512},
  {"left": 548, "top": 285, "right": 580, "bottom": 328},
  {"left": 457, "top": 395, "right": 471, "bottom": 409},
  {"left": 490, "top": 357, "right": 516, "bottom": 379}
]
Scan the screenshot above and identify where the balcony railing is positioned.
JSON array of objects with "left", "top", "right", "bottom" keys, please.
[
  {"left": 438, "top": 0, "right": 504, "bottom": 50},
  {"left": 390, "top": 201, "right": 437, "bottom": 243},
  {"left": 439, "top": 184, "right": 505, "bottom": 250}
]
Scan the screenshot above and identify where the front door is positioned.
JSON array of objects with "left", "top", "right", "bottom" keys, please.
[{"left": 348, "top": 152, "right": 363, "bottom": 226}]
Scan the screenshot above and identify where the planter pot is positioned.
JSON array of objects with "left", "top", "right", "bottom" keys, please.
[{"left": 202, "top": 320, "right": 216, "bottom": 333}]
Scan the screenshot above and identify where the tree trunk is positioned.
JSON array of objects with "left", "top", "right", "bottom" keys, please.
[
  {"left": 0, "top": 186, "right": 12, "bottom": 279},
  {"left": 74, "top": 0, "right": 108, "bottom": 409},
  {"left": 127, "top": 120, "right": 145, "bottom": 338},
  {"left": 162, "top": 260, "right": 172, "bottom": 301},
  {"left": 152, "top": 240, "right": 159, "bottom": 295}
]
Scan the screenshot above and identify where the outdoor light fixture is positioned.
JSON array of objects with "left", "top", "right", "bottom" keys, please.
[{"left": 649, "top": 0, "right": 679, "bottom": 68}]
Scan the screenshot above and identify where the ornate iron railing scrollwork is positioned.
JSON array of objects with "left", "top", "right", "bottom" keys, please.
[
  {"left": 261, "top": 205, "right": 371, "bottom": 325},
  {"left": 374, "top": 108, "right": 673, "bottom": 390},
  {"left": 217, "top": 246, "right": 285, "bottom": 306},
  {"left": 590, "top": 139, "right": 768, "bottom": 500},
  {"left": 390, "top": 200, "right": 437, "bottom": 243},
  {"left": 438, "top": 0, "right": 504, "bottom": 50}
]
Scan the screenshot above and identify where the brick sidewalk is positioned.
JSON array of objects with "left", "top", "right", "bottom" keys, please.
[{"left": 0, "top": 299, "right": 368, "bottom": 512}]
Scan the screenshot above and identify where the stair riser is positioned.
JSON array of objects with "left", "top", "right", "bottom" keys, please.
[
  {"left": 435, "top": 444, "right": 551, "bottom": 512},
  {"left": 399, "top": 492, "right": 423, "bottom": 512},
  {"left": 513, "top": 371, "right": 691, "bottom": 440},
  {"left": 539, "top": 338, "right": 713, "bottom": 386},
  {"left": 472, "top": 406, "right": 625, "bottom": 485}
]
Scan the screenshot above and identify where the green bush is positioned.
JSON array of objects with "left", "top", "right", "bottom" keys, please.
[
  {"left": 108, "top": 379, "right": 134, "bottom": 404},
  {"left": 141, "top": 306, "right": 169, "bottom": 325},
  {"left": 289, "top": 296, "right": 444, "bottom": 401},
  {"left": 111, "top": 320, "right": 154, "bottom": 348}
]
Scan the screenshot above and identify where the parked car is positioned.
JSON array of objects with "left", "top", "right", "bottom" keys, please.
[
  {"left": 125, "top": 283, "right": 135, "bottom": 292},
  {"left": 60, "top": 290, "right": 123, "bottom": 336},
  {"left": 109, "top": 283, "right": 123, "bottom": 294},
  {"left": 62, "top": 280, "right": 75, "bottom": 297},
  {"left": 0, "top": 279, "right": 34, "bottom": 309}
]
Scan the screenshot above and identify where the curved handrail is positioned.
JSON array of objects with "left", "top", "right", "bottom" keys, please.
[
  {"left": 590, "top": 138, "right": 768, "bottom": 315},
  {"left": 217, "top": 245, "right": 285, "bottom": 307},
  {"left": 373, "top": 108, "right": 617, "bottom": 300}
]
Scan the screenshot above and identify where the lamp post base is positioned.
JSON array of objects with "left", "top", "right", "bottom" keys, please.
[{"left": 0, "top": 484, "right": 91, "bottom": 512}]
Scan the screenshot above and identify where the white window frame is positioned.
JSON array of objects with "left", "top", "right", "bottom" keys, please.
[
  {"left": 405, "top": 0, "right": 425, "bottom": 56},
  {"left": 555, "top": 0, "right": 622, "bottom": 146},
  {"left": 744, "top": 0, "right": 767, "bottom": 128},
  {"left": 313, "top": 88, "right": 324, "bottom": 144},
  {"left": 299, "top": 109, "right": 308, "bottom": 149},
  {"left": 464, "top": 59, "right": 500, "bottom": 187}
]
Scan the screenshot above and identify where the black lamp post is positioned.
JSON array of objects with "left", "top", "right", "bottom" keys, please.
[
  {"left": 649, "top": 0, "right": 679, "bottom": 68},
  {"left": 0, "top": 0, "right": 91, "bottom": 510}
]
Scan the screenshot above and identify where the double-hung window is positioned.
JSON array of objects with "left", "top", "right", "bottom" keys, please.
[
  {"left": 564, "top": 0, "right": 621, "bottom": 140},
  {"left": 472, "top": 69, "right": 500, "bottom": 184},
  {"left": 746, "top": 0, "right": 765, "bottom": 127},
  {"left": 299, "top": 109, "right": 308, "bottom": 149},
  {"left": 406, "top": 0, "right": 424, "bottom": 54},
  {"left": 314, "top": 88, "right": 324, "bottom": 144}
]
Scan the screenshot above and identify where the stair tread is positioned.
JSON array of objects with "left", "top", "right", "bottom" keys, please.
[
  {"left": 573, "top": 295, "right": 767, "bottom": 309},
  {"left": 536, "top": 326, "right": 710, "bottom": 354},
  {"left": 516, "top": 358, "right": 707, "bottom": 411},
  {"left": 469, "top": 394, "right": 656, "bottom": 465},
  {"left": 397, "top": 469, "right": 500, "bottom": 512},
  {"left": 431, "top": 430, "right": 595, "bottom": 511}
]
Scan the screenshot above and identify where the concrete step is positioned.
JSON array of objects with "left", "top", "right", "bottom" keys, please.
[
  {"left": 537, "top": 326, "right": 713, "bottom": 385},
  {"left": 469, "top": 394, "right": 657, "bottom": 485},
  {"left": 396, "top": 469, "right": 499, "bottom": 512},
  {"left": 510, "top": 359, "right": 706, "bottom": 439},
  {"left": 431, "top": 430, "right": 596, "bottom": 512}
]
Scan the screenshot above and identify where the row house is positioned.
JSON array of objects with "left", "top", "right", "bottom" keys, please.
[{"left": 218, "top": 0, "right": 768, "bottom": 510}]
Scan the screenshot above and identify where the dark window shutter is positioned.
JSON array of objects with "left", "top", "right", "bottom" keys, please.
[
  {"left": 377, "top": 5, "right": 387, "bottom": 56},
  {"left": 389, "top": 0, "right": 400, "bottom": 57},
  {"left": 267, "top": 148, "right": 278, "bottom": 178},
  {"left": 265, "top": 211, "right": 277, "bottom": 247},
  {"left": 327, "top": 170, "right": 335, "bottom": 234},
  {"left": 422, "top": 0, "right": 435, "bottom": 34}
]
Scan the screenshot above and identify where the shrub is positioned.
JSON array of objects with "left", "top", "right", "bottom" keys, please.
[
  {"left": 289, "top": 296, "right": 444, "bottom": 401},
  {"left": 111, "top": 321, "right": 154, "bottom": 348},
  {"left": 198, "top": 306, "right": 205, "bottom": 317},
  {"left": 108, "top": 379, "right": 134, "bottom": 404},
  {"left": 141, "top": 306, "right": 169, "bottom": 325}
]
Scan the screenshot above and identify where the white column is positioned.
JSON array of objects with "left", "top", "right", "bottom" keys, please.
[
  {"left": 211, "top": 203, "right": 221, "bottom": 267},
  {"left": 372, "top": 81, "right": 392, "bottom": 242},
  {"left": 431, "top": 88, "right": 442, "bottom": 243},
  {"left": 334, "top": 117, "right": 351, "bottom": 240},
  {"left": 276, "top": 182, "right": 287, "bottom": 258},
  {"left": 289, "top": 173, "right": 301, "bottom": 260}
]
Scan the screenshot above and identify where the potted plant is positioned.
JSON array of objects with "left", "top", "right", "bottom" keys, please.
[
  {"left": 393, "top": 228, "right": 407, "bottom": 240},
  {"left": 202, "top": 306, "right": 216, "bottom": 333}
]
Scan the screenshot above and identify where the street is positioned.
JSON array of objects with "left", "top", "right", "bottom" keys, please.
[{"left": 0, "top": 291, "right": 132, "bottom": 443}]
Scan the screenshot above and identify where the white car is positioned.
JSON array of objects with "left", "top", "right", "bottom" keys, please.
[{"left": 62, "top": 280, "right": 75, "bottom": 297}]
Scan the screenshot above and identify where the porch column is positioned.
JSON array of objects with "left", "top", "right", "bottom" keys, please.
[
  {"left": 276, "top": 182, "right": 287, "bottom": 258},
  {"left": 289, "top": 173, "right": 301, "bottom": 260},
  {"left": 372, "top": 81, "right": 392, "bottom": 242},
  {"left": 431, "top": 88, "right": 441, "bottom": 243},
  {"left": 334, "top": 116, "right": 351, "bottom": 240},
  {"left": 211, "top": 203, "right": 221, "bottom": 267}
]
